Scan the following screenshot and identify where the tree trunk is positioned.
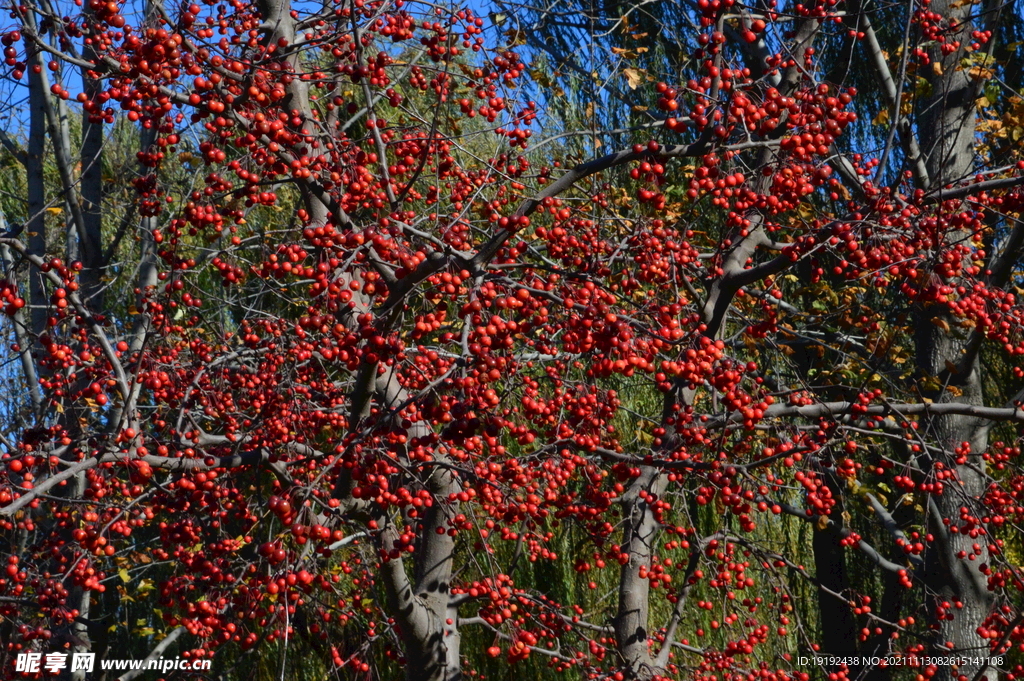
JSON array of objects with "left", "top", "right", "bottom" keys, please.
[
  {"left": 915, "top": 1, "right": 997, "bottom": 679},
  {"left": 78, "top": 19, "right": 106, "bottom": 308},
  {"left": 812, "top": 468, "right": 859, "bottom": 666},
  {"left": 379, "top": 369, "right": 462, "bottom": 681},
  {"left": 25, "top": 32, "right": 48, "bottom": 347},
  {"left": 614, "top": 468, "right": 669, "bottom": 679}
]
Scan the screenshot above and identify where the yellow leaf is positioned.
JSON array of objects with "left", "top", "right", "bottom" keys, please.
[
  {"left": 931, "top": 317, "right": 950, "bottom": 332},
  {"left": 816, "top": 514, "right": 830, "bottom": 531},
  {"left": 872, "top": 108, "right": 890, "bottom": 126},
  {"left": 623, "top": 68, "right": 644, "bottom": 90},
  {"left": 932, "top": 62, "right": 943, "bottom": 76},
  {"left": 46, "top": 207, "right": 63, "bottom": 215},
  {"left": 119, "top": 568, "right": 130, "bottom": 583}
]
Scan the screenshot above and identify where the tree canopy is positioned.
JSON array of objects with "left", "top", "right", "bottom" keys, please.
[{"left": 1, "top": 0, "right": 1024, "bottom": 680}]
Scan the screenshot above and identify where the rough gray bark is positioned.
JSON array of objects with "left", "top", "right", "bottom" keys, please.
[
  {"left": 914, "top": 1, "right": 999, "bottom": 679},
  {"left": 379, "top": 370, "right": 462, "bottom": 681},
  {"left": 614, "top": 468, "right": 670, "bottom": 678}
]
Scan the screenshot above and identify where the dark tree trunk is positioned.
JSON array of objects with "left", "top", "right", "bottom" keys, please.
[
  {"left": 78, "top": 38, "right": 106, "bottom": 308},
  {"left": 25, "top": 33, "right": 48, "bottom": 347},
  {"left": 914, "top": 2, "right": 998, "bottom": 679},
  {"left": 813, "top": 469, "right": 859, "bottom": 666}
]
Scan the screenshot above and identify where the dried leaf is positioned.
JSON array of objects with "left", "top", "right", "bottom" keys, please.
[
  {"left": 968, "top": 66, "right": 995, "bottom": 81},
  {"left": 623, "top": 68, "right": 644, "bottom": 90},
  {"left": 504, "top": 28, "right": 526, "bottom": 46}
]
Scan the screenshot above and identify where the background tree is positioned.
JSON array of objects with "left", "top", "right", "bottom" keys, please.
[{"left": 0, "top": 1, "right": 1023, "bottom": 681}]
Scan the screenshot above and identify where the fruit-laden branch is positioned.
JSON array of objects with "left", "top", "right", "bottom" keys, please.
[
  {"left": 707, "top": 399, "right": 1024, "bottom": 429},
  {"left": 470, "top": 136, "right": 772, "bottom": 267},
  {"left": 0, "top": 448, "right": 276, "bottom": 516},
  {"left": 0, "top": 237, "right": 129, "bottom": 399},
  {"left": 865, "top": 492, "right": 925, "bottom": 572},
  {"left": 652, "top": 533, "right": 722, "bottom": 668}
]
